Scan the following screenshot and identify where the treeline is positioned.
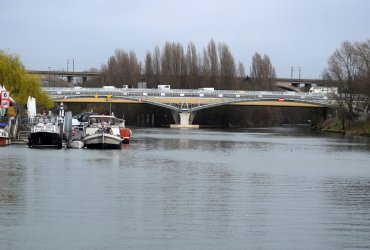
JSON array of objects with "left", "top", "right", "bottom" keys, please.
[{"left": 96, "top": 40, "right": 275, "bottom": 90}]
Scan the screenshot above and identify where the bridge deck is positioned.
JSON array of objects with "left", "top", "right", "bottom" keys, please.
[{"left": 45, "top": 87, "right": 335, "bottom": 111}]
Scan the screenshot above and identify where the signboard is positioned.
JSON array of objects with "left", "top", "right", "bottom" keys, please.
[
  {"left": 1, "top": 91, "right": 10, "bottom": 100},
  {"left": 1, "top": 99, "right": 9, "bottom": 108},
  {"left": 0, "top": 91, "right": 10, "bottom": 108}
]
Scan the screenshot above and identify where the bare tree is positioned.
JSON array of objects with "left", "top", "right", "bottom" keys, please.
[
  {"left": 237, "top": 62, "right": 246, "bottom": 78},
  {"left": 323, "top": 41, "right": 363, "bottom": 125},
  {"left": 186, "top": 42, "right": 199, "bottom": 88},
  {"left": 354, "top": 40, "right": 370, "bottom": 106},
  {"left": 127, "top": 50, "right": 141, "bottom": 86},
  {"left": 171, "top": 42, "right": 184, "bottom": 88},
  {"left": 105, "top": 54, "right": 119, "bottom": 85},
  {"left": 207, "top": 39, "right": 219, "bottom": 87},
  {"left": 161, "top": 42, "right": 172, "bottom": 85},
  {"left": 218, "top": 43, "right": 236, "bottom": 89},
  {"left": 201, "top": 48, "right": 210, "bottom": 86},
  {"left": 104, "top": 49, "right": 140, "bottom": 87},
  {"left": 251, "top": 52, "right": 276, "bottom": 90},
  {"left": 144, "top": 51, "right": 155, "bottom": 87},
  {"left": 106, "top": 40, "right": 246, "bottom": 90},
  {"left": 153, "top": 46, "right": 161, "bottom": 84}
]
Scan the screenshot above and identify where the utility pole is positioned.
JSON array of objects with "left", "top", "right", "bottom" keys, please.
[
  {"left": 291, "top": 67, "right": 294, "bottom": 79},
  {"left": 73, "top": 58, "right": 75, "bottom": 72},
  {"left": 299, "top": 66, "right": 301, "bottom": 80}
]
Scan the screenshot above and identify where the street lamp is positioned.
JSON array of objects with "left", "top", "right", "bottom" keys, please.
[{"left": 48, "top": 67, "right": 51, "bottom": 87}]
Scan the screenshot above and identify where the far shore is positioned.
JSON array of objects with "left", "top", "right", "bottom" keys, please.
[{"left": 321, "top": 118, "right": 370, "bottom": 137}]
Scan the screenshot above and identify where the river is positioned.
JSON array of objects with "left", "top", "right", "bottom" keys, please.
[{"left": 1, "top": 127, "right": 370, "bottom": 250}]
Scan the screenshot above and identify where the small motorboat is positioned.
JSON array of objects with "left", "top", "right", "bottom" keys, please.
[{"left": 82, "top": 115, "right": 129, "bottom": 149}]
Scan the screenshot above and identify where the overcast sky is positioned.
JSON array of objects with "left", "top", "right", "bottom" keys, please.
[{"left": 1, "top": 0, "right": 369, "bottom": 78}]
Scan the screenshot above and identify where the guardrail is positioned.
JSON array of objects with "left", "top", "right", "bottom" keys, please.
[{"left": 43, "top": 87, "right": 333, "bottom": 100}]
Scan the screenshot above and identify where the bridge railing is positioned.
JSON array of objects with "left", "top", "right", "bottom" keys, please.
[{"left": 43, "top": 87, "right": 334, "bottom": 101}]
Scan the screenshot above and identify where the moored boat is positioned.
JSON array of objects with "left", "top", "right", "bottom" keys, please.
[
  {"left": 0, "top": 126, "right": 11, "bottom": 146},
  {"left": 82, "top": 115, "right": 126, "bottom": 149},
  {"left": 67, "top": 140, "right": 84, "bottom": 149},
  {"left": 118, "top": 119, "right": 132, "bottom": 144},
  {"left": 28, "top": 116, "right": 63, "bottom": 148}
]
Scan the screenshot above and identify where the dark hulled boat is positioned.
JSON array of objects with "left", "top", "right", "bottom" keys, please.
[{"left": 28, "top": 117, "right": 62, "bottom": 148}]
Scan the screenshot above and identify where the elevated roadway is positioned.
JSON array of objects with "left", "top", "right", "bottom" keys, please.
[
  {"left": 29, "top": 70, "right": 329, "bottom": 86},
  {"left": 43, "top": 87, "right": 336, "bottom": 125}
]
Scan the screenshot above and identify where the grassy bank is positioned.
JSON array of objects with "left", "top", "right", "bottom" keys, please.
[{"left": 322, "top": 119, "right": 370, "bottom": 137}]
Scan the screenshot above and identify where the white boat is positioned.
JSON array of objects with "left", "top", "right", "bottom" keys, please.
[
  {"left": 0, "top": 127, "right": 11, "bottom": 146},
  {"left": 67, "top": 140, "right": 84, "bottom": 149},
  {"left": 28, "top": 116, "right": 63, "bottom": 148},
  {"left": 82, "top": 115, "right": 126, "bottom": 149}
]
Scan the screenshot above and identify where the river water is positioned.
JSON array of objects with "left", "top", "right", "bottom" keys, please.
[{"left": 1, "top": 127, "right": 370, "bottom": 250}]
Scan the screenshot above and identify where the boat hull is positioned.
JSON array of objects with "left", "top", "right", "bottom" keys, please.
[
  {"left": 0, "top": 129, "right": 11, "bottom": 146},
  {"left": 0, "top": 137, "right": 11, "bottom": 146},
  {"left": 67, "top": 140, "right": 84, "bottom": 149},
  {"left": 120, "top": 128, "right": 131, "bottom": 144},
  {"left": 83, "top": 133, "right": 121, "bottom": 149},
  {"left": 28, "top": 132, "right": 63, "bottom": 148}
]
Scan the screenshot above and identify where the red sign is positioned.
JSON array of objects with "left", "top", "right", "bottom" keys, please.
[
  {"left": 1, "top": 99, "right": 9, "bottom": 108},
  {"left": 1, "top": 91, "right": 10, "bottom": 108},
  {"left": 278, "top": 98, "right": 285, "bottom": 102}
]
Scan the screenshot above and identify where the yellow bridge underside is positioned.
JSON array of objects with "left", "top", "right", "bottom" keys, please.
[{"left": 54, "top": 97, "right": 322, "bottom": 108}]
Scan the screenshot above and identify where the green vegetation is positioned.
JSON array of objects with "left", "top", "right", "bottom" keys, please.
[
  {"left": 0, "top": 50, "right": 53, "bottom": 109},
  {"left": 322, "top": 118, "right": 370, "bottom": 136},
  {"left": 322, "top": 119, "right": 345, "bottom": 134}
]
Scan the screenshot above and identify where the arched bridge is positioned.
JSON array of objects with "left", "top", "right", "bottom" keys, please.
[{"left": 43, "top": 87, "right": 337, "bottom": 126}]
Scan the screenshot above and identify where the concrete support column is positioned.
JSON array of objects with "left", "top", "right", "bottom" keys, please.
[
  {"left": 170, "top": 111, "right": 199, "bottom": 128},
  {"left": 179, "top": 112, "right": 191, "bottom": 125},
  {"left": 171, "top": 110, "right": 180, "bottom": 124}
]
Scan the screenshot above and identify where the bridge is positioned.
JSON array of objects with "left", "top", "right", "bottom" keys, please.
[
  {"left": 43, "top": 87, "right": 337, "bottom": 127},
  {"left": 28, "top": 70, "right": 103, "bottom": 84},
  {"left": 28, "top": 70, "right": 328, "bottom": 88}
]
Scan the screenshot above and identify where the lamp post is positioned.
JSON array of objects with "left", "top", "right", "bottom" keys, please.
[{"left": 48, "top": 67, "right": 51, "bottom": 87}]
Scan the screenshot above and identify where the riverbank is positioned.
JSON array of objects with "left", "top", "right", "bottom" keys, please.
[{"left": 321, "top": 118, "right": 370, "bottom": 137}]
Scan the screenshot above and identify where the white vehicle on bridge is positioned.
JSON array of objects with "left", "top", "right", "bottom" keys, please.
[
  {"left": 199, "top": 87, "right": 215, "bottom": 91},
  {"left": 309, "top": 86, "right": 338, "bottom": 95},
  {"left": 102, "top": 86, "right": 115, "bottom": 89},
  {"left": 157, "top": 85, "right": 170, "bottom": 91}
]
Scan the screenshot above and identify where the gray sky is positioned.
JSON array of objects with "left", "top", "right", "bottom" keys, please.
[{"left": 1, "top": 0, "right": 369, "bottom": 78}]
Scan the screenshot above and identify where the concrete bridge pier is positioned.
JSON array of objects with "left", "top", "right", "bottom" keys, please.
[{"left": 170, "top": 111, "right": 199, "bottom": 128}]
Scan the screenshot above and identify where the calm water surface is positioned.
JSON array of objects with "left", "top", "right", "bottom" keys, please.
[{"left": 1, "top": 127, "right": 370, "bottom": 250}]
